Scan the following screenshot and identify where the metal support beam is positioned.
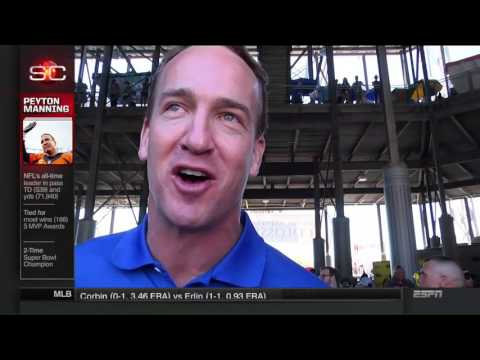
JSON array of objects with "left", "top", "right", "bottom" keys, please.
[
  {"left": 377, "top": 46, "right": 401, "bottom": 165},
  {"left": 419, "top": 45, "right": 457, "bottom": 259},
  {"left": 327, "top": 46, "right": 345, "bottom": 217},
  {"left": 91, "top": 171, "right": 142, "bottom": 216},
  {"left": 400, "top": 50, "right": 407, "bottom": 88},
  {"left": 378, "top": 45, "right": 418, "bottom": 278},
  {"left": 421, "top": 193, "right": 431, "bottom": 247},
  {"left": 290, "top": 129, "right": 300, "bottom": 162},
  {"left": 425, "top": 169, "right": 437, "bottom": 238},
  {"left": 417, "top": 194, "right": 427, "bottom": 248},
  {"left": 79, "top": 46, "right": 113, "bottom": 243},
  {"left": 290, "top": 47, "right": 308, "bottom": 69},
  {"left": 152, "top": 45, "right": 161, "bottom": 73},
  {"left": 122, "top": 133, "right": 139, "bottom": 153},
  {"left": 376, "top": 203, "right": 386, "bottom": 260},
  {"left": 109, "top": 206, "right": 116, "bottom": 234},
  {"left": 419, "top": 171, "right": 431, "bottom": 247},
  {"left": 129, "top": 45, "right": 154, "bottom": 63},
  {"left": 440, "top": 45, "right": 450, "bottom": 96},
  {"left": 362, "top": 55, "right": 369, "bottom": 91},
  {"left": 117, "top": 45, "right": 136, "bottom": 73},
  {"left": 464, "top": 197, "right": 475, "bottom": 242},
  {"left": 313, "top": 157, "right": 325, "bottom": 272},
  {"left": 415, "top": 46, "right": 420, "bottom": 83},
  {"left": 89, "top": 48, "right": 101, "bottom": 108},
  {"left": 307, "top": 45, "right": 314, "bottom": 81},
  {"left": 326, "top": 45, "right": 351, "bottom": 281},
  {"left": 377, "top": 122, "right": 410, "bottom": 161},
  {"left": 383, "top": 164, "right": 418, "bottom": 278},
  {"left": 348, "top": 122, "right": 374, "bottom": 161},
  {"left": 456, "top": 163, "right": 474, "bottom": 178},
  {"left": 451, "top": 115, "right": 479, "bottom": 148},
  {"left": 409, "top": 46, "right": 416, "bottom": 82},
  {"left": 77, "top": 45, "right": 87, "bottom": 85},
  {"left": 401, "top": 48, "right": 411, "bottom": 86},
  {"left": 321, "top": 133, "right": 332, "bottom": 161},
  {"left": 125, "top": 190, "right": 138, "bottom": 225}
]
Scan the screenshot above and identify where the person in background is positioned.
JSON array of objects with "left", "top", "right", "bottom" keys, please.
[
  {"left": 464, "top": 270, "right": 474, "bottom": 288},
  {"left": 110, "top": 79, "right": 121, "bottom": 107},
  {"left": 419, "top": 257, "right": 465, "bottom": 288},
  {"left": 319, "top": 266, "right": 339, "bottom": 288},
  {"left": 372, "top": 75, "right": 382, "bottom": 104},
  {"left": 351, "top": 75, "right": 364, "bottom": 104},
  {"left": 385, "top": 265, "right": 415, "bottom": 288},
  {"left": 356, "top": 271, "right": 373, "bottom": 288}
]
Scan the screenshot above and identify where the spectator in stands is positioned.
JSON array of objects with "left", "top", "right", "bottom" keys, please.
[
  {"left": 339, "top": 77, "right": 351, "bottom": 103},
  {"left": 334, "top": 79, "right": 342, "bottom": 103},
  {"left": 109, "top": 79, "right": 120, "bottom": 107},
  {"left": 291, "top": 80, "right": 303, "bottom": 104},
  {"left": 385, "top": 265, "right": 415, "bottom": 288},
  {"left": 419, "top": 257, "right": 465, "bottom": 288},
  {"left": 356, "top": 271, "right": 373, "bottom": 288},
  {"left": 372, "top": 75, "right": 382, "bottom": 104},
  {"left": 75, "top": 81, "right": 88, "bottom": 107},
  {"left": 319, "top": 266, "right": 339, "bottom": 288},
  {"left": 352, "top": 75, "right": 364, "bottom": 104},
  {"left": 464, "top": 270, "right": 474, "bottom": 288},
  {"left": 123, "top": 80, "right": 136, "bottom": 108}
]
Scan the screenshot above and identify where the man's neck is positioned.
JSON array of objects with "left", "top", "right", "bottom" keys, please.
[
  {"left": 146, "top": 206, "right": 243, "bottom": 287},
  {"left": 45, "top": 151, "right": 58, "bottom": 158}
]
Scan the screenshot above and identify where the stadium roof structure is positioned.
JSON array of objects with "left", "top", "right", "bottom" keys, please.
[{"left": 73, "top": 45, "right": 480, "bottom": 210}]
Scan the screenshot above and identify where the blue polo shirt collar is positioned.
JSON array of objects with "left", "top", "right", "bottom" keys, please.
[{"left": 111, "top": 211, "right": 266, "bottom": 287}]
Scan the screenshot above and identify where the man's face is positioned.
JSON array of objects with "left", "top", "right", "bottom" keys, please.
[
  {"left": 138, "top": 46, "right": 265, "bottom": 230},
  {"left": 419, "top": 262, "right": 440, "bottom": 288},
  {"left": 319, "top": 269, "right": 333, "bottom": 285},
  {"left": 395, "top": 268, "right": 405, "bottom": 280},
  {"left": 41, "top": 135, "right": 56, "bottom": 155}
]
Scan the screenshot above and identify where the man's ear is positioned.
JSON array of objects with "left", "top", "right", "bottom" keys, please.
[
  {"left": 249, "top": 135, "right": 266, "bottom": 176},
  {"left": 138, "top": 117, "right": 150, "bottom": 161}
]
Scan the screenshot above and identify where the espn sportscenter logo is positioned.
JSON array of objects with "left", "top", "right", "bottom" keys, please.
[{"left": 29, "top": 60, "right": 67, "bottom": 82}]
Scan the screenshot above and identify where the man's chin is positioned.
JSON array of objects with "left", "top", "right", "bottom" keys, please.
[{"left": 168, "top": 213, "right": 212, "bottom": 232}]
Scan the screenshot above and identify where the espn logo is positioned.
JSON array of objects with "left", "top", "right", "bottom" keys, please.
[
  {"left": 413, "top": 290, "right": 443, "bottom": 299},
  {"left": 29, "top": 60, "right": 67, "bottom": 82}
]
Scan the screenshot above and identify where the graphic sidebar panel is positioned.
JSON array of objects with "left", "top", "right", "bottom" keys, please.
[{"left": 20, "top": 46, "right": 75, "bottom": 280}]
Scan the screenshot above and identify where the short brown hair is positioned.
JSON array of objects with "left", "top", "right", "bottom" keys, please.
[
  {"left": 145, "top": 46, "right": 269, "bottom": 138},
  {"left": 41, "top": 133, "right": 56, "bottom": 143}
]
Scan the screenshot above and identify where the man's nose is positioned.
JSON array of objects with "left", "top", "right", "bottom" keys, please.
[{"left": 181, "top": 111, "right": 214, "bottom": 155}]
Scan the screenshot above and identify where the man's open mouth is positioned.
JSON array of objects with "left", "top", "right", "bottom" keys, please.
[{"left": 177, "top": 168, "right": 211, "bottom": 183}]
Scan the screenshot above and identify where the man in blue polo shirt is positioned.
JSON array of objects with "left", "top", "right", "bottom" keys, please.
[{"left": 75, "top": 46, "right": 327, "bottom": 289}]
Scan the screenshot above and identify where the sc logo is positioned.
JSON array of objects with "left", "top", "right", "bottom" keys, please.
[{"left": 29, "top": 60, "right": 67, "bottom": 82}]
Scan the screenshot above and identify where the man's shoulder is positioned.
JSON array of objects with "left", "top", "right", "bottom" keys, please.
[
  {"left": 75, "top": 228, "right": 136, "bottom": 273},
  {"left": 75, "top": 230, "right": 128, "bottom": 258},
  {"left": 61, "top": 152, "right": 73, "bottom": 163},
  {"left": 261, "top": 243, "right": 327, "bottom": 288}
]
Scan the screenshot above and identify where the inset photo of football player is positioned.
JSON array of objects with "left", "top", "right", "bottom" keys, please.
[{"left": 22, "top": 118, "right": 73, "bottom": 165}]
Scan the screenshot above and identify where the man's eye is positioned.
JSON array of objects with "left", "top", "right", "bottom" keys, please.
[
  {"left": 221, "top": 113, "right": 238, "bottom": 122},
  {"left": 166, "top": 104, "right": 181, "bottom": 112}
]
